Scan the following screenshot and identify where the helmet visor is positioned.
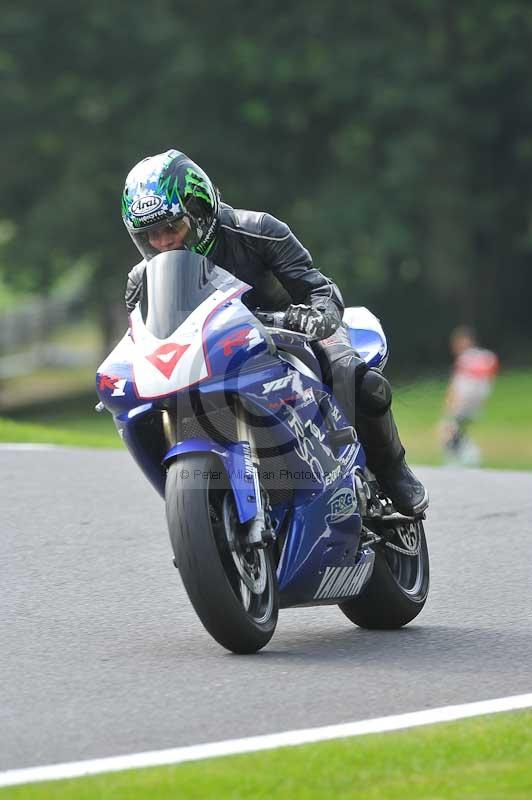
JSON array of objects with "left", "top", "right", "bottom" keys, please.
[{"left": 129, "top": 216, "right": 197, "bottom": 261}]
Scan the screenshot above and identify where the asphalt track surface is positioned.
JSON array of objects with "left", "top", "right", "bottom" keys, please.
[{"left": 1, "top": 447, "right": 531, "bottom": 771}]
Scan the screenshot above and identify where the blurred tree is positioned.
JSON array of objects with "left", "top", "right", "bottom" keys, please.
[{"left": 1, "top": 0, "right": 531, "bottom": 363}]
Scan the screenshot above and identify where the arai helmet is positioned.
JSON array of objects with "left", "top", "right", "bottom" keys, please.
[{"left": 121, "top": 149, "right": 219, "bottom": 260}]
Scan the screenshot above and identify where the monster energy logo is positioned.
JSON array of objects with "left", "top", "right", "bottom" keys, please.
[
  {"left": 184, "top": 168, "right": 213, "bottom": 206},
  {"left": 157, "top": 174, "right": 182, "bottom": 207}
]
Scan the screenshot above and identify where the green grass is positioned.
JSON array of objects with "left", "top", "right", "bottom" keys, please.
[
  {"left": 0, "top": 413, "right": 119, "bottom": 449},
  {"left": 0, "top": 365, "right": 120, "bottom": 448},
  {"left": 1, "top": 369, "right": 531, "bottom": 468},
  {"left": 2, "top": 710, "right": 531, "bottom": 799},
  {"left": 0, "top": 365, "right": 98, "bottom": 411}
]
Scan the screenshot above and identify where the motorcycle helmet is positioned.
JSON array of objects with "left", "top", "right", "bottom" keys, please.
[{"left": 121, "top": 149, "right": 219, "bottom": 260}]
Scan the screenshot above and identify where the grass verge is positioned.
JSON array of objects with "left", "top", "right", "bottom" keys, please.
[
  {"left": 0, "top": 414, "right": 118, "bottom": 449},
  {"left": 2, "top": 710, "right": 531, "bottom": 799},
  {"left": 0, "top": 386, "right": 119, "bottom": 448}
]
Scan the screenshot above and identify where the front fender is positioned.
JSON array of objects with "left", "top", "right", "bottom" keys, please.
[{"left": 163, "top": 437, "right": 258, "bottom": 524}]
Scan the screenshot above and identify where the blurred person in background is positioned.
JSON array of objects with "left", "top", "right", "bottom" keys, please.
[
  {"left": 440, "top": 325, "right": 499, "bottom": 466},
  {"left": 121, "top": 149, "right": 429, "bottom": 515}
]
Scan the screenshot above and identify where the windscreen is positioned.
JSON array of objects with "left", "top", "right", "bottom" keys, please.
[{"left": 144, "top": 251, "right": 246, "bottom": 339}]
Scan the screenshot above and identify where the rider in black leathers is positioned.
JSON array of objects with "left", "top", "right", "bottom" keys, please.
[{"left": 122, "top": 150, "right": 428, "bottom": 516}]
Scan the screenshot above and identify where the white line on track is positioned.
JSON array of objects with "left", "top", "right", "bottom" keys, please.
[
  {"left": 0, "top": 443, "right": 65, "bottom": 451},
  {"left": 1, "top": 692, "right": 531, "bottom": 788}
]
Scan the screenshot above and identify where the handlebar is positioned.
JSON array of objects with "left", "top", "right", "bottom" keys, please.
[
  {"left": 254, "top": 310, "right": 317, "bottom": 341},
  {"left": 254, "top": 310, "right": 287, "bottom": 328},
  {"left": 254, "top": 310, "right": 315, "bottom": 341}
]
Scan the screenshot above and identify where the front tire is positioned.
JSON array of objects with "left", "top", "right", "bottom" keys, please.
[
  {"left": 165, "top": 455, "right": 279, "bottom": 653},
  {"left": 339, "top": 519, "right": 429, "bottom": 629}
]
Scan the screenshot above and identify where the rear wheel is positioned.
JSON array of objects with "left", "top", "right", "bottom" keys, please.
[
  {"left": 339, "top": 519, "right": 429, "bottom": 628},
  {"left": 165, "top": 454, "right": 279, "bottom": 653}
]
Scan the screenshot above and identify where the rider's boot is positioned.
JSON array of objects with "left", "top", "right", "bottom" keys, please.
[
  {"left": 355, "top": 406, "right": 429, "bottom": 516},
  {"left": 318, "top": 345, "right": 429, "bottom": 516}
]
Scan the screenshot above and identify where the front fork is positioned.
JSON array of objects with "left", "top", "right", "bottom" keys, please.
[{"left": 234, "top": 400, "right": 272, "bottom": 548}]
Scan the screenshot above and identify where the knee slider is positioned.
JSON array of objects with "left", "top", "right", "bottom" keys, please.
[{"left": 357, "top": 369, "right": 392, "bottom": 416}]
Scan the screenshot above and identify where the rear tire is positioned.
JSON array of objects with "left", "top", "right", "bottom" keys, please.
[
  {"left": 165, "top": 454, "right": 279, "bottom": 653},
  {"left": 339, "top": 519, "right": 429, "bottom": 629}
]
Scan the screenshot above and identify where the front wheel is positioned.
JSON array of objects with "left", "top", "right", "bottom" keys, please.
[
  {"left": 165, "top": 455, "right": 279, "bottom": 653},
  {"left": 339, "top": 519, "right": 429, "bottom": 629}
]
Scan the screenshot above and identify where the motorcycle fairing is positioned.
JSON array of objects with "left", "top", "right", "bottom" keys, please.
[
  {"left": 343, "top": 306, "right": 388, "bottom": 369},
  {"left": 124, "top": 252, "right": 256, "bottom": 400},
  {"left": 96, "top": 332, "right": 135, "bottom": 414},
  {"left": 275, "top": 441, "right": 373, "bottom": 606},
  {"left": 199, "top": 299, "right": 276, "bottom": 380},
  {"left": 311, "top": 548, "right": 375, "bottom": 603},
  {"left": 129, "top": 284, "right": 246, "bottom": 400},
  {"left": 201, "top": 363, "right": 355, "bottom": 495}
]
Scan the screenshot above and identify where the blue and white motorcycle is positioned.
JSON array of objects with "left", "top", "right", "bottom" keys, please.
[{"left": 96, "top": 251, "right": 429, "bottom": 653}]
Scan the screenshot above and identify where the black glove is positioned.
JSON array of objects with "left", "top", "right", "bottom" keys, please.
[{"left": 283, "top": 304, "right": 340, "bottom": 339}]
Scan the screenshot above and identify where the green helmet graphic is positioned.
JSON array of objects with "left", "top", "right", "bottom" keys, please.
[{"left": 121, "top": 149, "right": 219, "bottom": 260}]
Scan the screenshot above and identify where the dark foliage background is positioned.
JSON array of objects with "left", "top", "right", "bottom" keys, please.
[{"left": 2, "top": 0, "right": 532, "bottom": 366}]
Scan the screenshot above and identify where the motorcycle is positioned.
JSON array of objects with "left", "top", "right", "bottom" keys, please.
[{"left": 96, "top": 251, "right": 429, "bottom": 653}]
